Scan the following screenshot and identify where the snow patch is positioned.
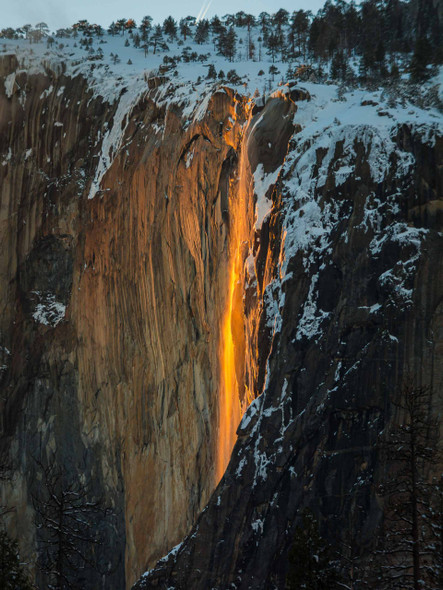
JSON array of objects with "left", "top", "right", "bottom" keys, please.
[
  {"left": 185, "top": 149, "right": 194, "bottom": 169},
  {"left": 295, "top": 274, "right": 330, "bottom": 342},
  {"left": 88, "top": 82, "right": 145, "bottom": 199},
  {"left": 251, "top": 519, "right": 264, "bottom": 534},
  {"left": 4, "top": 72, "right": 16, "bottom": 98},
  {"left": 2, "top": 148, "right": 12, "bottom": 166},
  {"left": 239, "top": 395, "right": 263, "bottom": 431},
  {"left": 235, "top": 456, "right": 247, "bottom": 477},
  {"left": 253, "top": 163, "right": 281, "bottom": 229},
  {"left": 32, "top": 293, "right": 66, "bottom": 327},
  {"left": 40, "top": 85, "right": 54, "bottom": 99}
]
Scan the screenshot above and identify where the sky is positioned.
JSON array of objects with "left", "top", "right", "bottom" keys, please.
[{"left": 1, "top": 0, "right": 327, "bottom": 32}]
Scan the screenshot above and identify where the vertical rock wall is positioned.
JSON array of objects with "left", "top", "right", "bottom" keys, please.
[{"left": 0, "top": 56, "right": 257, "bottom": 588}]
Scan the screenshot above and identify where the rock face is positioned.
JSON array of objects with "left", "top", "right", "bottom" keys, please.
[
  {"left": 135, "top": 96, "right": 443, "bottom": 587},
  {"left": 1, "top": 51, "right": 442, "bottom": 590},
  {"left": 0, "top": 58, "right": 128, "bottom": 589},
  {"left": 0, "top": 55, "right": 266, "bottom": 588}
]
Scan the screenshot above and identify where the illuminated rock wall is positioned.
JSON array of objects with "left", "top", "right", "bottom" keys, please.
[{"left": 0, "top": 55, "right": 269, "bottom": 588}]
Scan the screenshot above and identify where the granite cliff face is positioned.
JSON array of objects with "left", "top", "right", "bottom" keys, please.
[
  {"left": 135, "top": 93, "right": 443, "bottom": 588},
  {"left": 1, "top": 50, "right": 442, "bottom": 590},
  {"left": 0, "top": 54, "right": 273, "bottom": 588}
]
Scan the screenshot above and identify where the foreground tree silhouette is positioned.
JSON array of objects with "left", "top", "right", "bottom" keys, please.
[
  {"left": 376, "top": 380, "right": 442, "bottom": 589},
  {"left": 33, "top": 457, "right": 112, "bottom": 590},
  {"left": 0, "top": 463, "right": 32, "bottom": 589},
  {"left": 286, "top": 508, "right": 340, "bottom": 589},
  {"left": 0, "top": 528, "right": 33, "bottom": 590}
]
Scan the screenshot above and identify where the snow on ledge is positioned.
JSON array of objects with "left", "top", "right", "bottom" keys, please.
[{"left": 253, "top": 163, "right": 282, "bottom": 229}]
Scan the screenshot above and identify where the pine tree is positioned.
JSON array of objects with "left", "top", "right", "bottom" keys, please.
[
  {"left": 108, "top": 22, "right": 117, "bottom": 36},
  {"left": 125, "top": 19, "right": 136, "bottom": 35},
  {"left": 358, "top": 49, "right": 373, "bottom": 81},
  {"left": 225, "top": 27, "right": 237, "bottom": 62},
  {"left": 289, "top": 10, "right": 310, "bottom": 59},
  {"left": 268, "top": 64, "right": 279, "bottom": 81},
  {"left": 227, "top": 69, "right": 242, "bottom": 84},
  {"left": 35, "top": 22, "right": 49, "bottom": 40},
  {"left": 194, "top": 20, "right": 209, "bottom": 45},
  {"left": 163, "top": 16, "right": 177, "bottom": 41},
  {"left": 248, "top": 39, "right": 255, "bottom": 61},
  {"left": 359, "top": 0, "right": 383, "bottom": 62},
  {"left": 286, "top": 509, "right": 341, "bottom": 589},
  {"left": 33, "top": 457, "right": 114, "bottom": 590},
  {"left": 115, "top": 19, "right": 127, "bottom": 35},
  {"left": 410, "top": 37, "right": 433, "bottom": 82},
  {"left": 244, "top": 14, "right": 255, "bottom": 31},
  {"left": 217, "top": 26, "right": 236, "bottom": 62},
  {"left": 210, "top": 16, "right": 223, "bottom": 37},
  {"left": 285, "top": 64, "right": 295, "bottom": 82},
  {"left": 331, "top": 50, "right": 348, "bottom": 81},
  {"left": 374, "top": 40, "right": 386, "bottom": 76},
  {"left": 384, "top": 0, "right": 406, "bottom": 53},
  {"left": 206, "top": 64, "right": 217, "bottom": 79},
  {"left": 344, "top": 1, "right": 361, "bottom": 53},
  {"left": 179, "top": 19, "right": 191, "bottom": 41},
  {"left": 243, "top": 14, "right": 255, "bottom": 60},
  {"left": 234, "top": 11, "right": 246, "bottom": 27},
  {"left": 376, "top": 381, "right": 442, "bottom": 589},
  {"left": 151, "top": 25, "right": 165, "bottom": 55},
  {"left": 139, "top": 16, "right": 152, "bottom": 46},
  {"left": 390, "top": 62, "right": 400, "bottom": 80},
  {"left": 272, "top": 8, "right": 289, "bottom": 34},
  {"left": 0, "top": 529, "right": 33, "bottom": 590},
  {"left": 266, "top": 33, "right": 280, "bottom": 63}
]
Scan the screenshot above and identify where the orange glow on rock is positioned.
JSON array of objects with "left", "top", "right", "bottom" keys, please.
[
  {"left": 217, "top": 248, "right": 243, "bottom": 482},
  {"left": 216, "top": 104, "right": 254, "bottom": 484}
]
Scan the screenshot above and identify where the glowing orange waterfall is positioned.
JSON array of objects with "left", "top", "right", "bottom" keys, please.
[
  {"left": 216, "top": 109, "right": 254, "bottom": 482},
  {"left": 216, "top": 248, "right": 243, "bottom": 482}
]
